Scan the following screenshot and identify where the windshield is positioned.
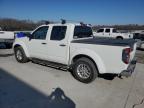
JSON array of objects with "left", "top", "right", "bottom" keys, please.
[{"left": 74, "top": 26, "right": 92, "bottom": 39}]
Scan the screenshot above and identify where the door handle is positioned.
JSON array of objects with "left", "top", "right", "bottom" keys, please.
[
  {"left": 41, "top": 43, "right": 47, "bottom": 45},
  {"left": 59, "top": 44, "right": 66, "bottom": 47}
]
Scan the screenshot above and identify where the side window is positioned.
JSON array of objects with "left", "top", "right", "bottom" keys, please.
[
  {"left": 113, "top": 29, "right": 117, "bottom": 33},
  {"left": 32, "top": 26, "right": 48, "bottom": 40},
  {"left": 74, "top": 26, "right": 92, "bottom": 39},
  {"left": 97, "top": 29, "right": 104, "bottom": 33},
  {"left": 50, "top": 26, "right": 67, "bottom": 40},
  {"left": 105, "top": 29, "right": 110, "bottom": 33}
]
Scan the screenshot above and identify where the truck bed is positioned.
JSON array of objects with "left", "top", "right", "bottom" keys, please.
[{"left": 72, "top": 37, "right": 136, "bottom": 48}]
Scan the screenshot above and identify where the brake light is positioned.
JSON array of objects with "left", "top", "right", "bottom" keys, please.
[{"left": 122, "top": 48, "right": 131, "bottom": 64}]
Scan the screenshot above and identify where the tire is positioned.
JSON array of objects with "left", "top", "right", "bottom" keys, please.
[
  {"left": 14, "top": 46, "right": 29, "bottom": 63},
  {"left": 5, "top": 43, "right": 12, "bottom": 49},
  {"left": 72, "top": 57, "right": 98, "bottom": 83}
]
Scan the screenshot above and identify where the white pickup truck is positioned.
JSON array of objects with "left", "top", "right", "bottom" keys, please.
[
  {"left": 13, "top": 23, "right": 137, "bottom": 83},
  {"left": 0, "top": 27, "right": 15, "bottom": 48},
  {"left": 93, "top": 28, "right": 133, "bottom": 39}
]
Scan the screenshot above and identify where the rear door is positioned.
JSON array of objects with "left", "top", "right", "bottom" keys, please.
[
  {"left": 45, "top": 26, "right": 69, "bottom": 64},
  {"left": 104, "top": 28, "right": 111, "bottom": 38}
]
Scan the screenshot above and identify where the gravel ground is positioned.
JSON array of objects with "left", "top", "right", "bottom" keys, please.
[{"left": 0, "top": 48, "right": 144, "bottom": 108}]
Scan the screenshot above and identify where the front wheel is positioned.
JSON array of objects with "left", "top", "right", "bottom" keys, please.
[
  {"left": 14, "top": 47, "right": 29, "bottom": 63},
  {"left": 72, "top": 57, "right": 98, "bottom": 83}
]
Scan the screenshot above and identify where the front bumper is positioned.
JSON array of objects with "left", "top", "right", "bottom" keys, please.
[{"left": 120, "top": 59, "right": 137, "bottom": 77}]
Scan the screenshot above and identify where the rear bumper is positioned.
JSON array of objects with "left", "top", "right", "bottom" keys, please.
[{"left": 120, "top": 59, "right": 137, "bottom": 77}]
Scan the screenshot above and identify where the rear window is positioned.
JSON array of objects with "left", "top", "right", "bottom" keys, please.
[
  {"left": 113, "top": 29, "right": 118, "bottom": 33},
  {"left": 74, "top": 26, "right": 92, "bottom": 39}
]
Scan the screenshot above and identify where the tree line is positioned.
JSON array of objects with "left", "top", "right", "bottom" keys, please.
[
  {"left": 0, "top": 18, "right": 144, "bottom": 31},
  {"left": 0, "top": 18, "right": 49, "bottom": 31}
]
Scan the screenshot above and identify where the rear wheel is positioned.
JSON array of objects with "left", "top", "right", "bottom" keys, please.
[
  {"left": 14, "top": 46, "right": 29, "bottom": 63},
  {"left": 72, "top": 57, "right": 98, "bottom": 83}
]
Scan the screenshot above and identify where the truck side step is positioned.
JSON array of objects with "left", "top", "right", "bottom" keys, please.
[{"left": 31, "top": 58, "right": 68, "bottom": 71}]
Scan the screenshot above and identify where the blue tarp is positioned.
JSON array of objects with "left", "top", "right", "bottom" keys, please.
[{"left": 16, "top": 32, "right": 25, "bottom": 38}]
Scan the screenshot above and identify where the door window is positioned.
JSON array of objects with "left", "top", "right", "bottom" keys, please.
[
  {"left": 31, "top": 26, "right": 48, "bottom": 40},
  {"left": 50, "top": 26, "right": 67, "bottom": 40},
  {"left": 105, "top": 29, "right": 110, "bottom": 33}
]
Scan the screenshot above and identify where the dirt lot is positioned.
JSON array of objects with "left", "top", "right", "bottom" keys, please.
[{"left": 0, "top": 48, "right": 144, "bottom": 108}]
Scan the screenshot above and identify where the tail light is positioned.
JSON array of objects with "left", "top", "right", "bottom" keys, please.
[{"left": 122, "top": 48, "right": 131, "bottom": 64}]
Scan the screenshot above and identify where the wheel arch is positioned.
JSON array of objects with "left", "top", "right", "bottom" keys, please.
[
  {"left": 70, "top": 50, "right": 106, "bottom": 74},
  {"left": 116, "top": 36, "right": 123, "bottom": 39},
  {"left": 13, "top": 43, "right": 30, "bottom": 57},
  {"left": 72, "top": 54, "right": 100, "bottom": 73}
]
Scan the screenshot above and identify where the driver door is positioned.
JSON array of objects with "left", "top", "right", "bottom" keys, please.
[{"left": 27, "top": 26, "right": 49, "bottom": 59}]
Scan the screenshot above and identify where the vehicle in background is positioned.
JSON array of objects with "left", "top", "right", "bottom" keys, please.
[
  {"left": 13, "top": 22, "right": 137, "bottom": 83},
  {"left": 0, "top": 27, "right": 15, "bottom": 48},
  {"left": 93, "top": 28, "right": 133, "bottom": 39},
  {"left": 133, "top": 32, "right": 144, "bottom": 49}
]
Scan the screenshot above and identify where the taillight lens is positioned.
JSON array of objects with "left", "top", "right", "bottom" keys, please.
[{"left": 122, "top": 48, "right": 131, "bottom": 64}]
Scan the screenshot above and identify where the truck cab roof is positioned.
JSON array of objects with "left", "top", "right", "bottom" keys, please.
[
  {"left": 99, "top": 28, "right": 115, "bottom": 29},
  {"left": 40, "top": 23, "right": 82, "bottom": 27}
]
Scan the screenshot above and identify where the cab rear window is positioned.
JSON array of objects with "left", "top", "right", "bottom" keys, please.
[{"left": 74, "top": 26, "right": 92, "bottom": 39}]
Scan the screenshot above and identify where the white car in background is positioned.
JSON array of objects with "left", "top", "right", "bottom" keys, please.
[
  {"left": 93, "top": 28, "right": 133, "bottom": 39},
  {"left": 133, "top": 31, "right": 144, "bottom": 49},
  {"left": 0, "top": 27, "right": 15, "bottom": 48}
]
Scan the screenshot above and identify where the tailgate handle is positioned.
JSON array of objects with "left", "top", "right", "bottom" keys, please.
[{"left": 59, "top": 44, "right": 66, "bottom": 47}]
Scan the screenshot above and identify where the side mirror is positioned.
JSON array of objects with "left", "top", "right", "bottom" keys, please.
[
  {"left": 24, "top": 32, "right": 32, "bottom": 40},
  {"left": 24, "top": 32, "right": 31, "bottom": 37}
]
